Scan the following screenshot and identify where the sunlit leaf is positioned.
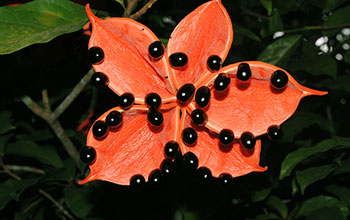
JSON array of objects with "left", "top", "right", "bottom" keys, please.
[
  {"left": 280, "top": 137, "right": 350, "bottom": 180},
  {"left": 0, "top": 0, "right": 88, "bottom": 54}
]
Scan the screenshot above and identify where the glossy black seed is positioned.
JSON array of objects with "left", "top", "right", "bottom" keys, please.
[
  {"left": 145, "top": 93, "right": 162, "bottom": 109},
  {"left": 190, "top": 109, "right": 207, "bottom": 126},
  {"left": 148, "top": 41, "right": 164, "bottom": 59},
  {"left": 197, "top": 167, "right": 212, "bottom": 181},
  {"left": 130, "top": 174, "right": 145, "bottom": 188},
  {"left": 214, "top": 73, "right": 231, "bottom": 91},
  {"left": 195, "top": 86, "right": 211, "bottom": 108},
  {"left": 80, "top": 147, "right": 96, "bottom": 164},
  {"left": 119, "top": 93, "right": 134, "bottom": 109},
  {"left": 240, "top": 132, "right": 256, "bottom": 149},
  {"left": 271, "top": 70, "right": 288, "bottom": 89},
  {"left": 148, "top": 169, "right": 162, "bottom": 185},
  {"left": 147, "top": 110, "right": 163, "bottom": 126},
  {"left": 91, "top": 72, "right": 108, "bottom": 88},
  {"left": 267, "top": 125, "right": 282, "bottom": 140},
  {"left": 88, "top": 47, "right": 104, "bottom": 64},
  {"left": 219, "top": 129, "right": 234, "bottom": 145},
  {"left": 182, "top": 127, "right": 198, "bottom": 145},
  {"left": 105, "top": 111, "right": 123, "bottom": 127},
  {"left": 169, "top": 52, "right": 188, "bottom": 67},
  {"left": 183, "top": 152, "right": 199, "bottom": 170},
  {"left": 160, "top": 158, "right": 174, "bottom": 175},
  {"left": 177, "top": 84, "right": 195, "bottom": 103},
  {"left": 236, "top": 63, "right": 252, "bottom": 81},
  {"left": 92, "top": 121, "right": 108, "bottom": 138},
  {"left": 164, "top": 141, "right": 179, "bottom": 159},
  {"left": 207, "top": 55, "right": 222, "bottom": 72},
  {"left": 219, "top": 173, "right": 232, "bottom": 185}
]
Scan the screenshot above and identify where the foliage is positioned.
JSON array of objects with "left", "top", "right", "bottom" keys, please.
[{"left": 0, "top": 0, "right": 349, "bottom": 219}]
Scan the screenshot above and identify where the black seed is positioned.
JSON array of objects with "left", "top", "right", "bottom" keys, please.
[
  {"left": 147, "top": 110, "right": 163, "bottom": 126},
  {"left": 197, "top": 167, "right": 212, "bottom": 181},
  {"left": 267, "top": 125, "right": 282, "bottom": 140},
  {"left": 214, "top": 73, "right": 231, "bottom": 91},
  {"left": 169, "top": 52, "right": 188, "bottom": 67},
  {"left": 80, "top": 147, "right": 96, "bottom": 164},
  {"left": 92, "top": 120, "right": 108, "bottom": 138},
  {"left": 240, "top": 132, "right": 256, "bottom": 149},
  {"left": 148, "top": 169, "right": 162, "bottom": 185},
  {"left": 148, "top": 41, "right": 164, "bottom": 59},
  {"left": 164, "top": 141, "right": 179, "bottom": 159},
  {"left": 145, "top": 93, "right": 162, "bottom": 109},
  {"left": 182, "top": 127, "right": 198, "bottom": 145},
  {"left": 190, "top": 109, "right": 207, "bottom": 126},
  {"left": 177, "top": 84, "right": 195, "bottom": 103},
  {"left": 236, "top": 63, "right": 252, "bottom": 81},
  {"left": 219, "top": 129, "right": 234, "bottom": 145},
  {"left": 207, "top": 55, "right": 222, "bottom": 72},
  {"left": 183, "top": 152, "right": 198, "bottom": 170},
  {"left": 105, "top": 111, "right": 123, "bottom": 127},
  {"left": 130, "top": 174, "right": 145, "bottom": 187},
  {"left": 195, "top": 86, "right": 211, "bottom": 108},
  {"left": 160, "top": 158, "right": 174, "bottom": 176},
  {"left": 119, "top": 93, "right": 134, "bottom": 109},
  {"left": 88, "top": 47, "right": 104, "bottom": 64},
  {"left": 219, "top": 173, "right": 232, "bottom": 185},
  {"left": 91, "top": 72, "right": 108, "bottom": 88},
  {"left": 271, "top": 70, "right": 288, "bottom": 89}
]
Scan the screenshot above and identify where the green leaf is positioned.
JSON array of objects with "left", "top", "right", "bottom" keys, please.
[
  {"left": 296, "top": 164, "right": 335, "bottom": 194},
  {"left": 16, "top": 130, "right": 54, "bottom": 142},
  {"left": 0, "top": 178, "right": 39, "bottom": 210},
  {"left": 306, "top": 207, "right": 345, "bottom": 220},
  {"left": 234, "top": 23, "right": 261, "bottom": 42},
  {"left": 315, "top": 75, "right": 350, "bottom": 93},
  {"left": 266, "top": 195, "right": 288, "bottom": 218},
  {"left": 324, "top": 185, "right": 350, "bottom": 207},
  {"left": 279, "top": 137, "right": 350, "bottom": 180},
  {"left": 64, "top": 186, "right": 95, "bottom": 219},
  {"left": 0, "top": 133, "right": 12, "bottom": 157},
  {"left": 159, "top": 38, "right": 169, "bottom": 47},
  {"left": 290, "top": 54, "right": 337, "bottom": 78},
  {"left": 6, "top": 140, "right": 63, "bottom": 168},
  {"left": 323, "top": 6, "right": 350, "bottom": 36},
  {"left": 249, "top": 213, "right": 279, "bottom": 220},
  {"left": 282, "top": 112, "right": 334, "bottom": 142},
  {"left": 268, "top": 12, "right": 283, "bottom": 33},
  {"left": 260, "top": 0, "right": 272, "bottom": 15},
  {"left": 114, "top": 0, "right": 124, "bottom": 5},
  {"left": 0, "top": 0, "right": 88, "bottom": 54},
  {"left": 324, "top": 0, "right": 347, "bottom": 12},
  {"left": 334, "top": 159, "right": 350, "bottom": 175},
  {"left": 0, "top": 111, "right": 15, "bottom": 134},
  {"left": 257, "top": 35, "right": 302, "bottom": 66},
  {"left": 251, "top": 187, "right": 272, "bottom": 203}
]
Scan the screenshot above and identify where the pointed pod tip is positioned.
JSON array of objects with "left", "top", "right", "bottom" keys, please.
[
  {"left": 303, "top": 88, "right": 328, "bottom": 97},
  {"left": 85, "top": 4, "right": 99, "bottom": 24},
  {"left": 78, "top": 173, "right": 95, "bottom": 185}
]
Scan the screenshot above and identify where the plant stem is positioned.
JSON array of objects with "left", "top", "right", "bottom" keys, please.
[
  {"left": 283, "top": 23, "right": 350, "bottom": 34},
  {"left": 130, "top": 0, "right": 158, "bottom": 20},
  {"left": 4, "top": 165, "right": 45, "bottom": 175}
]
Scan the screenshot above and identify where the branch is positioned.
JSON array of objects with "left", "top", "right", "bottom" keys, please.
[
  {"left": 124, "top": 0, "right": 138, "bottom": 17},
  {"left": 51, "top": 68, "right": 94, "bottom": 121},
  {"left": 4, "top": 165, "right": 45, "bottom": 175},
  {"left": 283, "top": 23, "right": 350, "bottom": 34},
  {"left": 0, "top": 159, "right": 21, "bottom": 180},
  {"left": 39, "top": 189, "right": 76, "bottom": 220},
  {"left": 130, "top": 0, "right": 158, "bottom": 20}
]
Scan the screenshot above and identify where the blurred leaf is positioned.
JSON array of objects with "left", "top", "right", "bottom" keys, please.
[
  {"left": 324, "top": 0, "right": 347, "bottom": 12},
  {"left": 268, "top": 12, "right": 283, "bottom": 33},
  {"left": 42, "top": 159, "right": 77, "bottom": 183},
  {"left": 159, "top": 38, "right": 169, "bottom": 47},
  {"left": 0, "top": 178, "right": 39, "bottom": 210},
  {"left": 282, "top": 112, "right": 334, "bottom": 142},
  {"left": 266, "top": 195, "right": 288, "bottom": 218},
  {"left": 234, "top": 23, "right": 261, "bottom": 42},
  {"left": 6, "top": 140, "right": 63, "bottom": 168},
  {"left": 306, "top": 207, "right": 345, "bottom": 220},
  {"left": 0, "top": 111, "right": 15, "bottom": 134},
  {"left": 260, "top": 0, "right": 273, "bottom": 15},
  {"left": 296, "top": 164, "right": 335, "bottom": 194},
  {"left": 344, "top": 51, "right": 350, "bottom": 64},
  {"left": 325, "top": 185, "right": 350, "bottom": 207},
  {"left": 257, "top": 35, "right": 302, "bottom": 66},
  {"left": 114, "top": 0, "right": 124, "bottom": 6},
  {"left": 291, "top": 54, "right": 337, "bottom": 78},
  {"left": 251, "top": 187, "right": 272, "bottom": 202},
  {"left": 0, "top": 134, "right": 12, "bottom": 157},
  {"left": 291, "top": 177, "right": 299, "bottom": 195},
  {"left": 0, "top": 0, "right": 88, "bottom": 54},
  {"left": 16, "top": 130, "right": 54, "bottom": 142},
  {"left": 249, "top": 213, "right": 279, "bottom": 220},
  {"left": 64, "top": 186, "right": 95, "bottom": 219},
  {"left": 323, "top": 6, "right": 350, "bottom": 36},
  {"left": 334, "top": 159, "right": 350, "bottom": 175},
  {"left": 315, "top": 75, "right": 350, "bottom": 92},
  {"left": 297, "top": 195, "right": 348, "bottom": 218},
  {"left": 280, "top": 137, "right": 350, "bottom": 179}
]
